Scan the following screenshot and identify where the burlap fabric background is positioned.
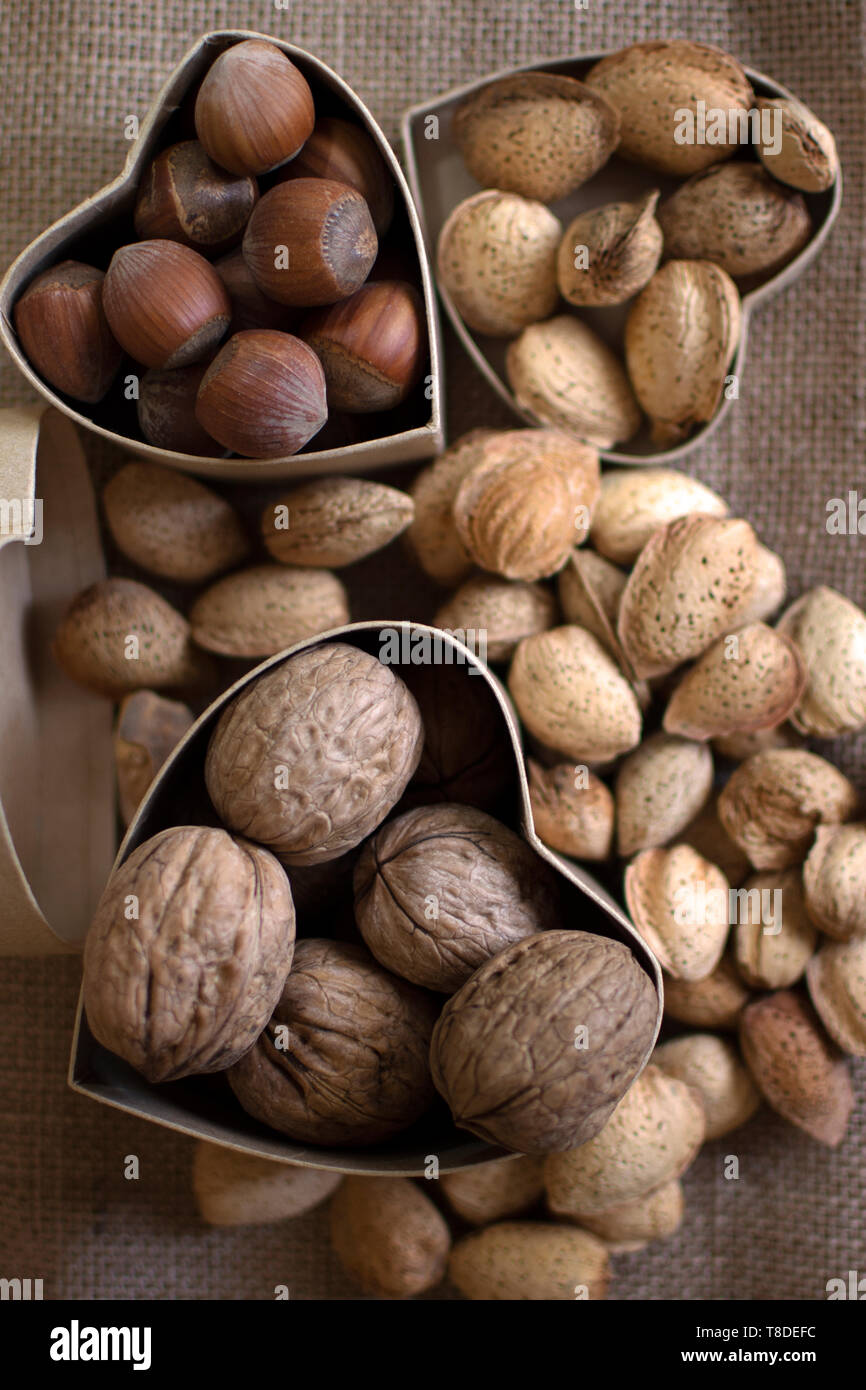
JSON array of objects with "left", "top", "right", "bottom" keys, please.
[{"left": 1, "top": 0, "right": 865, "bottom": 1300}]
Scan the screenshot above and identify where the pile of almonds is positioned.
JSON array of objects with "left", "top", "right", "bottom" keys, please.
[
  {"left": 13, "top": 38, "right": 426, "bottom": 459},
  {"left": 437, "top": 39, "right": 837, "bottom": 449}
]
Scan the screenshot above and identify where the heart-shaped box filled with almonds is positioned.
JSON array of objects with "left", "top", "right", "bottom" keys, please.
[
  {"left": 402, "top": 39, "right": 841, "bottom": 466},
  {"left": 0, "top": 30, "right": 444, "bottom": 481}
]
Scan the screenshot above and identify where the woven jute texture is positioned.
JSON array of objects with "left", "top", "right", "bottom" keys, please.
[{"left": 1, "top": 0, "right": 866, "bottom": 1301}]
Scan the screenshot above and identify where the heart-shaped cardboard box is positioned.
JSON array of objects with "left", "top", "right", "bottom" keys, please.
[
  {"left": 0, "top": 30, "right": 444, "bottom": 482},
  {"left": 68, "top": 620, "right": 662, "bottom": 1177},
  {"left": 402, "top": 53, "right": 842, "bottom": 466}
]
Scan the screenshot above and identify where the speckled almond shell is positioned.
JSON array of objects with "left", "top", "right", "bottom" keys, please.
[
  {"left": 557, "top": 192, "right": 663, "bottom": 307},
  {"left": 590, "top": 467, "right": 729, "bottom": 566},
  {"left": 53, "top": 577, "right": 212, "bottom": 698},
  {"left": 737, "top": 544, "right": 787, "bottom": 625},
  {"left": 508, "top": 625, "right": 643, "bottom": 763},
  {"left": 615, "top": 731, "right": 714, "bottom": 858},
  {"left": 653, "top": 1034, "right": 760, "bottom": 1141},
  {"left": 102, "top": 460, "right": 249, "bottom": 584},
  {"left": 733, "top": 867, "right": 817, "bottom": 990},
  {"left": 405, "top": 428, "right": 495, "bottom": 586},
  {"left": 453, "top": 72, "right": 620, "bottom": 203},
  {"left": 663, "top": 623, "right": 807, "bottom": 742},
  {"left": 440, "top": 1157, "right": 545, "bottom": 1227},
  {"left": 557, "top": 549, "right": 629, "bottom": 668},
  {"left": 776, "top": 586, "right": 866, "bottom": 737},
  {"left": 624, "top": 260, "right": 742, "bottom": 447},
  {"left": 756, "top": 95, "right": 839, "bottom": 193},
  {"left": 507, "top": 315, "right": 641, "bottom": 449},
  {"left": 527, "top": 760, "right": 615, "bottom": 863},
  {"left": 579, "top": 1178, "right": 684, "bottom": 1252},
  {"left": 680, "top": 796, "right": 751, "bottom": 887},
  {"left": 807, "top": 938, "right": 866, "bottom": 1058},
  {"left": 437, "top": 189, "right": 561, "bottom": 337},
  {"left": 717, "top": 749, "right": 859, "bottom": 871},
  {"left": 663, "top": 953, "right": 752, "bottom": 1031},
  {"left": 448, "top": 1221, "right": 610, "bottom": 1301},
  {"left": 193, "top": 1142, "right": 342, "bottom": 1227},
  {"left": 453, "top": 452, "right": 576, "bottom": 582},
  {"left": 188, "top": 564, "right": 350, "bottom": 658},
  {"left": 624, "top": 844, "right": 730, "bottom": 981},
  {"left": 584, "top": 40, "right": 754, "bottom": 177},
  {"left": 802, "top": 823, "right": 866, "bottom": 941},
  {"left": 712, "top": 722, "right": 804, "bottom": 762},
  {"left": 434, "top": 575, "right": 555, "bottom": 663},
  {"left": 330, "top": 1176, "right": 451, "bottom": 1298},
  {"left": 544, "top": 1064, "right": 706, "bottom": 1217},
  {"left": 262, "top": 475, "right": 414, "bottom": 568},
  {"left": 618, "top": 514, "right": 760, "bottom": 681},
  {"left": 739, "top": 990, "right": 854, "bottom": 1147},
  {"left": 657, "top": 163, "right": 812, "bottom": 279},
  {"left": 431, "top": 930, "right": 659, "bottom": 1155}
]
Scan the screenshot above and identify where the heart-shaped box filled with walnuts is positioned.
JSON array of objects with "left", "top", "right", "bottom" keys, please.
[
  {"left": 0, "top": 30, "right": 444, "bottom": 481},
  {"left": 69, "top": 621, "right": 662, "bottom": 1177}
]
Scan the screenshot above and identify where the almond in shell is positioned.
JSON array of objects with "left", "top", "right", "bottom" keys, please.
[
  {"left": 189, "top": 564, "right": 349, "bottom": 658},
  {"left": 755, "top": 95, "right": 839, "bottom": 192},
  {"left": 527, "top": 759, "right": 615, "bottom": 862},
  {"left": 625, "top": 844, "right": 730, "bottom": 981},
  {"left": 448, "top": 1221, "right": 610, "bottom": 1301},
  {"left": 717, "top": 749, "right": 858, "bottom": 871},
  {"left": 739, "top": 990, "right": 853, "bottom": 1147},
  {"left": 508, "top": 625, "right": 642, "bottom": 763},
  {"left": 618, "top": 515, "right": 760, "bottom": 680},
  {"left": 733, "top": 867, "right": 817, "bottom": 990},
  {"left": 663, "top": 952, "right": 751, "bottom": 1030},
  {"left": 405, "top": 429, "right": 495, "bottom": 586},
  {"left": 556, "top": 192, "right": 663, "bottom": 307},
  {"left": 435, "top": 575, "right": 555, "bottom": 663},
  {"left": 616, "top": 732, "right": 713, "bottom": 857},
  {"left": 588, "top": 466, "right": 729, "bottom": 566},
  {"left": 653, "top": 1033, "right": 760, "bottom": 1139},
  {"left": 776, "top": 586, "right": 866, "bottom": 737},
  {"left": 806, "top": 938, "right": 866, "bottom": 1057},
  {"left": 663, "top": 623, "right": 806, "bottom": 742},
  {"left": 544, "top": 1065, "right": 706, "bottom": 1218},
  {"left": 440, "top": 1157, "right": 545, "bottom": 1227},
  {"left": 262, "top": 476, "right": 414, "bottom": 568},
  {"left": 577, "top": 1179, "right": 684, "bottom": 1253},
  {"left": 802, "top": 823, "right": 866, "bottom": 941}
]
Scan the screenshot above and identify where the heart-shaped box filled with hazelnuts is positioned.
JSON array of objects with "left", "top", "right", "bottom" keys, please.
[
  {"left": 69, "top": 621, "right": 662, "bottom": 1177},
  {"left": 0, "top": 31, "right": 444, "bottom": 481}
]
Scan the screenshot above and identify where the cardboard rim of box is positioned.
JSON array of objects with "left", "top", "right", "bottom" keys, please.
[
  {"left": 0, "top": 405, "right": 115, "bottom": 956},
  {"left": 401, "top": 52, "right": 843, "bottom": 467},
  {"left": 69, "top": 620, "right": 663, "bottom": 1176},
  {"left": 0, "top": 30, "right": 445, "bottom": 483}
]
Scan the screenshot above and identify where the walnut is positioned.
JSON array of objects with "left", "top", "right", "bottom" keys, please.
[
  {"left": 227, "top": 938, "right": 439, "bottom": 1145},
  {"left": 205, "top": 642, "right": 424, "bottom": 865},
  {"left": 400, "top": 662, "right": 514, "bottom": 814},
  {"left": 430, "top": 930, "right": 658, "bottom": 1154},
  {"left": 83, "top": 826, "right": 296, "bottom": 1082},
  {"left": 354, "top": 803, "right": 561, "bottom": 992}
]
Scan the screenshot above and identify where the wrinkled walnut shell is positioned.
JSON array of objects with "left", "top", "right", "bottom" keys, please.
[
  {"left": 354, "top": 803, "right": 561, "bottom": 992},
  {"left": 205, "top": 642, "right": 424, "bottom": 865},
  {"left": 228, "top": 938, "right": 439, "bottom": 1146},
  {"left": 431, "top": 930, "right": 658, "bottom": 1154},
  {"left": 83, "top": 826, "right": 296, "bottom": 1083}
]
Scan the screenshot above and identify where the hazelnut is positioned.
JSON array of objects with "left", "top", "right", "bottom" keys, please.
[
  {"left": 436, "top": 190, "right": 561, "bottom": 337},
  {"left": 271, "top": 115, "right": 394, "bottom": 236},
  {"left": 134, "top": 140, "right": 259, "bottom": 254},
  {"left": 13, "top": 260, "right": 122, "bottom": 403},
  {"left": 137, "top": 364, "right": 226, "bottom": 456},
  {"left": 83, "top": 825, "right": 296, "bottom": 1082},
  {"left": 102, "top": 240, "right": 230, "bottom": 369},
  {"left": 194, "top": 329, "right": 327, "bottom": 458},
  {"left": 300, "top": 280, "right": 425, "bottom": 412},
  {"left": 214, "top": 248, "right": 292, "bottom": 333},
  {"left": 194, "top": 38, "right": 315, "bottom": 176},
  {"left": 242, "top": 178, "right": 377, "bottom": 307}
]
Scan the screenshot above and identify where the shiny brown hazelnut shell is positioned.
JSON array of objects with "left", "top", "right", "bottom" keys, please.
[
  {"left": 194, "top": 329, "right": 327, "bottom": 458},
  {"left": 242, "top": 178, "right": 378, "bottom": 307},
  {"left": 300, "top": 279, "right": 425, "bottom": 412},
  {"left": 271, "top": 116, "right": 394, "bottom": 236},
  {"left": 13, "top": 260, "right": 122, "bottom": 403},
  {"left": 194, "top": 38, "right": 315, "bottom": 176},
  {"left": 134, "top": 140, "right": 259, "bottom": 254},
  {"left": 102, "top": 240, "right": 231, "bottom": 369}
]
